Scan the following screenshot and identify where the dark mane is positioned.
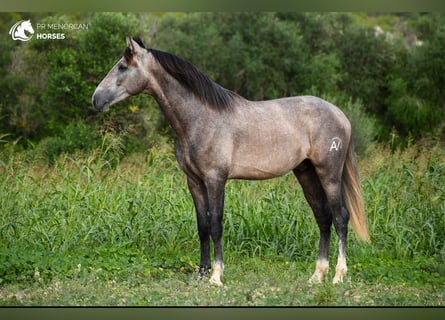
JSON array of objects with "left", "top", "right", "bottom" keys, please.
[
  {"left": 150, "top": 49, "right": 241, "bottom": 110},
  {"left": 128, "top": 37, "right": 240, "bottom": 110}
]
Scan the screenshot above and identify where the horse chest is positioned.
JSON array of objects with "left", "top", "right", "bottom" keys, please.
[{"left": 175, "top": 141, "right": 220, "bottom": 179}]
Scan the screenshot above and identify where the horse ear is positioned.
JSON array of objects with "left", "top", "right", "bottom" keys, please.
[
  {"left": 124, "top": 37, "right": 135, "bottom": 63},
  {"left": 126, "top": 37, "right": 135, "bottom": 53},
  {"left": 126, "top": 37, "right": 144, "bottom": 56}
]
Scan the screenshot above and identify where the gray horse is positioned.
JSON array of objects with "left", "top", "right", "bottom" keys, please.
[{"left": 92, "top": 37, "right": 370, "bottom": 286}]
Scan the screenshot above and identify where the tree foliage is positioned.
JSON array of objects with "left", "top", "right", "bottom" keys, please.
[{"left": 0, "top": 12, "right": 444, "bottom": 156}]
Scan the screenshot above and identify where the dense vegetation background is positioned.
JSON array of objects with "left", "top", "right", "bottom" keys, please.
[
  {"left": 1, "top": 12, "right": 444, "bottom": 158},
  {"left": 0, "top": 12, "right": 444, "bottom": 305}
]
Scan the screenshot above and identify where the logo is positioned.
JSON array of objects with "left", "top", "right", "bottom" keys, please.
[{"left": 9, "top": 20, "right": 35, "bottom": 41}]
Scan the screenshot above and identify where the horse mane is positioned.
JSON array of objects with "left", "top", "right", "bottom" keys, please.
[{"left": 131, "top": 37, "right": 240, "bottom": 111}]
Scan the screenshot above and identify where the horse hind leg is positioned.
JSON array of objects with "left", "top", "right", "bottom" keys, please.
[
  {"left": 315, "top": 166, "right": 349, "bottom": 284},
  {"left": 332, "top": 204, "right": 349, "bottom": 284},
  {"left": 330, "top": 195, "right": 349, "bottom": 284},
  {"left": 294, "top": 160, "right": 332, "bottom": 284}
]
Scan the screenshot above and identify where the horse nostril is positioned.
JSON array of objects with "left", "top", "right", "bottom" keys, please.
[
  {"left": 92, "top": 94, "right": 103, "bottom": 110},
  {"left": 92, "top": 89, "right": 113, "bottom": 111}
]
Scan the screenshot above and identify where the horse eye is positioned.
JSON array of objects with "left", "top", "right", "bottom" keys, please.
[{"left": 118, "top": 64, "right": 128, "bottom": 71}]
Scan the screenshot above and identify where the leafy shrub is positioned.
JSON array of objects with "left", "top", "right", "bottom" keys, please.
[
  {"left": 155, "top": 12, "right": 308, "bottom": 100},
  {"left": 385, "top": 77, "right": 436, "bottom": 138},
  {"left": 336, "top": 23, "right": 397, "bottom": 114},
  {"left": 41, "top": 121, "right": 101, "bottom": 165},
  {"left": 2, "top": 12, "right": 445, "bottom": 151}
]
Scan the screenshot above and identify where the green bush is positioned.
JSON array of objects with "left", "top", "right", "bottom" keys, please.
[
  {"left": 385, "top": 77, "right": 436, "bottom": 138},
  {"left": 336, "top": 24, "right": 397, "bottom": 114},
  {"left": 41, "top": 121, "right": 102, "bottom": 165},
  {"left": 155, "top": 12, "right": 308, "bottom": 100},
  {"left": 1, "top": 12, "right": 445, "bottom": 151}
]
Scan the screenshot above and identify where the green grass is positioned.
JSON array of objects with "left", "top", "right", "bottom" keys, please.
[
  {"left": 0, "top": 255, "right": 443, "bottom": 306},
  {"left": 0, "top": 140, "right": 444, "bottom": 305}
]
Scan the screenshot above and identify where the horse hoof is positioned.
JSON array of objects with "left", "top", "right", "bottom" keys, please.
[
  {"left": 209, "top": 277, "right": 223, "bottom": 287},
  {"left": 198, "top": 266, "right": 211, "bottom": 280},
  {"left": 209, "top": 263, "right": 224, "bottom": 286},
  {"left": 333, "top": 264, "right": 347, "bottom": 284},
  {"left": 332, "top": 272, "right": 346, "bottom": 284},
  {"left": 308, "top": 273, "right": 323, "bottom": 284}
]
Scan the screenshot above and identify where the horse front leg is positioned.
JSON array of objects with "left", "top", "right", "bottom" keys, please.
[
  {"left": 205, "top": 176, "right": 227, "bottom": 286},
  {"left": 187, "top": 176, "right": 211, "bottom": 277}
]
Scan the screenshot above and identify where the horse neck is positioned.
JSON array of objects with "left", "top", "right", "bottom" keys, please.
[{"left": 148, "top": 71, "right": 210, "bottom": 139}]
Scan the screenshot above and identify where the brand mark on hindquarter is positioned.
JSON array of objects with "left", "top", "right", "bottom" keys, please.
[{"left": 329, "top": 137, "right": 343, "bottom": 152}]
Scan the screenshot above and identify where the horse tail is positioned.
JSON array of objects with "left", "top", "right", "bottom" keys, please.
[{"left": 342, "top": 141, "right": 370, "bottom": 243}]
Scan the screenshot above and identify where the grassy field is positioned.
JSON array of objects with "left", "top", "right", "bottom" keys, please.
[{"left": 0, "top": 139, "right": 444, "bottom": 306}]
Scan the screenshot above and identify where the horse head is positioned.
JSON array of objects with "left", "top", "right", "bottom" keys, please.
[{"left": 92, "top": 37, "right": 152, "bottom": 112}]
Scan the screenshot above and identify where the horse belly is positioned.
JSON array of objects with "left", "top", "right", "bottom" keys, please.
[
  {"left": 229, "top": 146, "right": 304, "bottom": 180},
  {"left": 226, "top": 102, "right": 312, "bottom": 180},
  {"left": 229, "top": 164, "right": 292, "bottom": 180}
]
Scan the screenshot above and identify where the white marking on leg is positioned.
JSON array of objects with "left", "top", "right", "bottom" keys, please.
[
  {"left": 333, "top": 255, "right": 347, "bottom": 284},
  {"left": 209, "top": 261, "right": 224, "bottom": 286},
  {"left": 309, "top": 258, "right": 329, "bottom": 284}
]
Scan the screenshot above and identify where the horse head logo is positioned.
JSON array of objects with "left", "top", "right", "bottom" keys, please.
[{"left": 9, "top": 20, "right": 35, "bottom": 41}]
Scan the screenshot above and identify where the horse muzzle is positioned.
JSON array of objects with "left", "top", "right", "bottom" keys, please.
[{"left": 92, "top": 89, "right": 112, "bottom": 112}]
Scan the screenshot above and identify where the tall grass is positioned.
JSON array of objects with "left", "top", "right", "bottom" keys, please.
[
  {"left": 224, "top": 177, "right": 317, "bottom": 260},
  {"left": 361, "top": 142, "right": 445, "bottom": 259},
  {"left": 0, "top": 138, "right": 444, "bottom": 285}
]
